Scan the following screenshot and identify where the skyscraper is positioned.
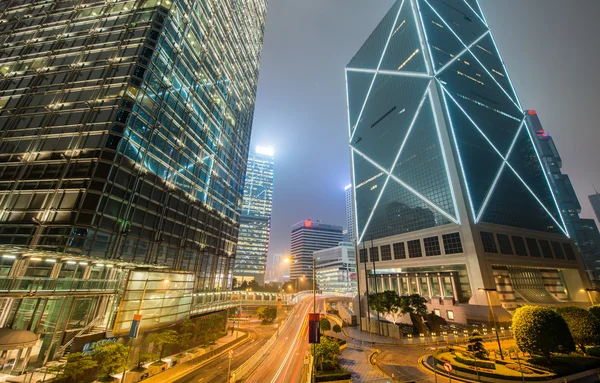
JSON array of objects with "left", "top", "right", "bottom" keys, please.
[
  {"left": 347, "top": 0, "right": 589, "bottom": 321},
  {"left": 526, "top": 111, "right": 600, "bottom": 276},
  {"left": 0, "top": 0, "right": 268, "bottom": 291},
  {"left": 345, "top": 184, "right": 355, "bottom": 242},
  {"left": 233, "top": 146, "right": 274, "bottom": 285},
  {"left": 590, "top": 193, "right": 600, "bottom": 223},
  {"left": 290, "top": 220, "right": 343, "bottom": 280}
]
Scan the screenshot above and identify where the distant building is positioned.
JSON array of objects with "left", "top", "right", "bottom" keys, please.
[
  {"left": 590, "top": 193, "right": 600, "bottom": 223},
  {"left": 265, "top": 253, "right": 290, "bottom": 283},
  {"left": 290, "top": 220, "right": 343, "bottom": 280},
  {"left": 347, "top": 0, "right": 589, "bottom": 323},
  {"left": 345, "top": 184, "right": 355, "bottom": 242},
  {"left": 315, "top": 242, "right": 357, "bottom": 294},
  {"left": 526, "top": 111, "right": 600, "bottom": 276},
  {"left": 234, "top": 146, "right": 275, "bottom": 285}
]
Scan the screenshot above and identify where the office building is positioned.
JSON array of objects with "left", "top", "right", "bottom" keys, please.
[
  {"left": 526, "top": 111, "right": 600, "bottom": 276},
  {"left": 315, "top": 242, "right": 357, "bottom": 294},
  {"left": 0, "top": 0, "right": 267, "bottom": 371},
  {"left": 347, "top": 0, "right": 589, "bottom": 323},
  {"left": 345, "top": 184, "right": 355, "bottom": 242},
  {"left": 590, "top": 193, "right": 600, "bottom": 223},
  {"left": 233, "top": 146, "right": 275, "bottom": 285},
  {"left": 290, "top": 220, "right": 343, "bottom": 280}
]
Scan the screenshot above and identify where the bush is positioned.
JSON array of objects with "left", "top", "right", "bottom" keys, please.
[
  {"left": 527, "top": 356, "right": 600, "bottom": 376},
  {"left": 556, "top": 306, "right": 600, "bottom": 355},
  {"left": 453, "top": 355, "right": 496, "bottom": 370},
  {"left": 505, "top": 363, "right": 535, "bottom": 374},
  {"left": 589, "top": 305, "right": 600, "bottom": 321},
  {"left": 512, "top": 305, "right": 575, "bottom": 362},
  {"left": 315, "top": 366, "right": 352, "bottom": 382}
]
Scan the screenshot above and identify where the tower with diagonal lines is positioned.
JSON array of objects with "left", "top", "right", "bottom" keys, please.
[{"left": 347, "top": 0, "right": 591, "bottom": 321}]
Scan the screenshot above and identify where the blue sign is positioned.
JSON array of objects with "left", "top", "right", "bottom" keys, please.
[{"left": 129, "top": 314, "right": 142, "bottom": 339}]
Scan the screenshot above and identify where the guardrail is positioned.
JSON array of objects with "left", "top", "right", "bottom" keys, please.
[
  {"left": 190, "top": 299, "right": 287, "bottom": 316},
  {"left": 0, "top": 277, "right": 120, "bottom": 294}
]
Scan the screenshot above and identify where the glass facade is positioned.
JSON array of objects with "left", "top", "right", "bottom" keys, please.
[
  {"left": 0, "top": 0, "right": 267, "bottom": 290},
  {"left": 347, "top": 0, "right": 568, "bottom": 243},
  {"left": 233, "top": 147, "right": 274, "bottom": 284}
]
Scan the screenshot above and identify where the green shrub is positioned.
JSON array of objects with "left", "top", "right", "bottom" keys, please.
[
  {"left": 453, "top": 355, "right": 496, "bottom": 370},
  {"left": 315, "top": 366, "right": 352, "bottom": 382},
  {"left": 527, "top": 356, "right": 600, "bottom": 376},
  {"left": 512, "top": 305, "right": 575, "bottom": 362},
  {"left": 589, "top": 305, "right": 600, "bottom": 321},
  {"left": 556, "top": 306, "right": 600, "bottom": 355}
]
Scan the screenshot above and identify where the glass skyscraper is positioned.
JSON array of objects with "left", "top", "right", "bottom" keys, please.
[
  {"left": 233, "top": 146, "right": 274, "bottom": 285},
  {"left": 0, "top": 0, "right": 268, "bottom": 291},
  {"left": 347, "top": 0, "right": 590, "bottom": 321}
]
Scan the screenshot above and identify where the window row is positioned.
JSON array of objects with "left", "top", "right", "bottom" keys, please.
[
  {"left": 358, "top": 232, "right": 464, "bottom": 263},
  {"left": 480, "top": 231, "right": 576, "bottom": 261}
]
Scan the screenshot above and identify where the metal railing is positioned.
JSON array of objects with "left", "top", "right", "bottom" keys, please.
[
  {"left": 54, "top": 315, "right": 105, "bottom": 360},
  {"left": 0, "top": 277, "right": 121, "bottom": 294}
]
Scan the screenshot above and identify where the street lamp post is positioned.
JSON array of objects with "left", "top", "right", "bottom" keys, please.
[
  {"left": 478, "top": 288, "right": 504, "bottom": 360},
  {"left": 227, "top": 349, "right": 233, "bottom": 383}
]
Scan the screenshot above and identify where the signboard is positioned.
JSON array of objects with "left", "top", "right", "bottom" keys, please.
[
  {"left": 237, "top": 307, "right": 242, "bottom": 318},
  {"left": 443, "top": 363, "right": 453, "bottom": 372},
  {"left": 349, "top": 273, "right": 357, "bottom": 281},
  {"left": 277, "top": 298, "right": 282, "bottom": 309},
  {"left": 129, "top": 314, "right": 142, "bottom": 339},
  {"left": 308, "top": 313, "right": 321, "bottom": 344}
]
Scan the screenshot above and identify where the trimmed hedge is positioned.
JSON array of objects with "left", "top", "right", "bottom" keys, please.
[
  {"left": 453, "top": 355, "right": 496, "bottom": 370},
  {"left": 315, "top": 370, "right": 352, "bottom": 382}
]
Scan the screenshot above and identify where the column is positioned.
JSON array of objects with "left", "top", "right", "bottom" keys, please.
[
  {"left": 450, "top": 273, "right": 459, "bottom": 302},
  {"left": 437, "top": 273, "right": 444, "bottom": 298},
  {"left": 405, "top": 274, "right": 411, "bottom": 295},
  {"left": 426, "top": 274, "right": 433, "bottom": 299},
  {"left": 415, "top": 274, "right": 422, "bottom": 296}
]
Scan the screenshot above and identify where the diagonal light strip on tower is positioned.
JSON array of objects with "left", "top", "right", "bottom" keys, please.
[
  {"left": 354, "top": 82, "right": 432, "bottom": 243},
  {"left": 435, "top": 31, "right": 490, "bottom": 76},
  {"left": 353, "top": 146, "right": 459, "bottom": 244},
  {"left": 461, "top": 0, "right": 487, "bottom": 26},
  {"left": 422, "top": 0, "right": 521, "bottom": 111},
  {"left": 346, "top": 67, "right": 432, "bottom": 79},
  {"left": 349, "top": 0, "right": 406, "bottom": 143},
  {"left": 475, "top": 119, "right": 525, "bottom": 222},
  {"left": 442, "top": 86, "right": 567, "bottom": 234}
]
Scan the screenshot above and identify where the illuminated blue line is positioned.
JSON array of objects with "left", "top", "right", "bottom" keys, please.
[
  {"left": 346, "top": 67, "right": 432, "bottom": 78},
  {"left": 429, "top": 86, "right": 460, "bottom": 222},
  {"left": 435, "top": 31, "right": 489, "bottom": 76},
  {"left": 475, "top": 119, "right": 524, "bottom": 222},
  {"left": 350, "top": 150, "right": 362, "bottom": 245},
  {"left": 414, "top": 0, "right": 437, "bottom": 73},
  {"left": 439, "top": 82, "right": 476, "bottom": 222},
  {"left": 461, "top": 0, "right": 487, "bottom": 26},
  {"left": 410, "top": 0, "right": 432, "bottom": 76},
  {"left": 345, "top": 69, "right": 352, "bottom": 138},
  {"left": 422, "top": 0, "right": 521, "bottom": 112},
  {"left": 349, "top": 0, "right": 405, "bottom": 143}
]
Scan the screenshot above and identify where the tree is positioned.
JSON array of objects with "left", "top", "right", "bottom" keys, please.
[
  {"left": 137, "top": 353, "right": 153, "bottom": 369},
  {"left": 556, "top": 306, "right": 600, "bottom": 355},
  {"left": 313, "top": 337, "right": 340, "bottom": 371},
  {"left": 467, "top": 330, "right": 489, "bottom": 359},
  {"left": 147, "top": 330, "right": 179, "bottom": 361},
  {"left": 92, "top": 342, "right": 130, "bottom": 380},
  {"left": 53, "top": 352, "right": 97, "bottom": 383},
  {"left": 320, "top": 318, "right": 331, "bottom": 335},
  {"left": 512, "top": 305, "right": 575, "bottom": 363},
  {"left": 256, "top": 306, "right": 277, "bottom": 324},
  {"left": 589, "top": 305, "right": 600, "bottom": 322},
  {"left": 332, "top": 324, "right": 342, "bottom": 336},
  {"left": 179, "top": 318, "right": 195, "bottom": 348},
  {"left": 369, "top": 291, "right": 402, "bottom": 324}
]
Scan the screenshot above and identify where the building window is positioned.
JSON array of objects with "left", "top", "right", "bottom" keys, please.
[
  {"left": 424, "top": 236, "right": 441, "bottom": 256},
  {"left": 380, "top": 245, "right": 392, "bottom": 261},
  {"left": 447, "top": 310, "right": 455, "bottom": 320},
  {"left": 407, "top": 240, "right": 422, "bottom": 258},
  {"left": 562, "top": 243, "right": 576, "bottom": 260},
  {"left": 539, "top": 240, "right": 554, "bottom": 259},
  {"left": 526, "top": 238, "right": 541, "bottom": 257},
  {"left": 511, "top": 236, "right": 528, "bottom": 256},
  {"left": 480, "top": 232, "right": 497, "bottom": 253},
  {"left": 442, "top": 233, "right": 463, "bottom": 254},
  {"left": 359, "top": 248, "right": 368, "bottom": 263},
  {"left": 551, "top": 241, "right": 565, "bottom": 259},
  {"left": 393, "top": 242, "right": 406, "bottom": 259},
  {"left": 496, "top": 234, "right": 513, "bottom": 255},
  {"left": 369, "top": 247, "right": 380, "bottom": 262},
  {"left": 434, "top": 309, "right": 441, "bottom": 317}
]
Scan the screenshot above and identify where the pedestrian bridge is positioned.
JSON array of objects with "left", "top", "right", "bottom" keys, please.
[{"left": 190, "top": 290, "right": 294, "bottom": 316}]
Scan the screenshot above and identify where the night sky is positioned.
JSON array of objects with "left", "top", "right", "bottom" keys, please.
[{"left": 249, "top": 0, "right": 600, "bottom": 261}]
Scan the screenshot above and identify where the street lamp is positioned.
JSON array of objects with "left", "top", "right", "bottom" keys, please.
[
  {"left": 580, "top": 288, "right": 596, "bottom": 305},
  {"left": 478, "top": 287, "right": 504, "bottom": 360}
]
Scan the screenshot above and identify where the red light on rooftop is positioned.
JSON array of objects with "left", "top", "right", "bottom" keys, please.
[
  {"left": 528, "top": 110, "right": 537, "bottom": 115},
  {"left": 304, "top": 220, "right": 312, "bottom": 228}
]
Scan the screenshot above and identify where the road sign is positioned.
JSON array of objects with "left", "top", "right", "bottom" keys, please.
[
  {"left": 129, "top": 314, "right": 142, "bottom": 339},
  {"left": 443, "top": 363, "right": 453, "bottom": 372},
  {"left": 228, "top": 350, "right": 233, "bottom": 358}
]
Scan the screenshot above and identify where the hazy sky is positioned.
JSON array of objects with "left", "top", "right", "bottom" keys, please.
[{"left": 250, "top": 0, "right": 600, "bottom": 259}]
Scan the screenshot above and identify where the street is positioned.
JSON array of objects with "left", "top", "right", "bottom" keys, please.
[{"left": 245, "top": 295, "right": 323, "bottom": 383}]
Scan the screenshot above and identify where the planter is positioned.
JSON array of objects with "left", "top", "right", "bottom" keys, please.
[
  {"left": 147, "top": 361, "right": 168, "bottom": 376},
  {"left": 171, "top": 353, "right": 192, "bottom": 366},
  {"left": 123, "top": 368, "right": 150, "bottom": 383}
]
